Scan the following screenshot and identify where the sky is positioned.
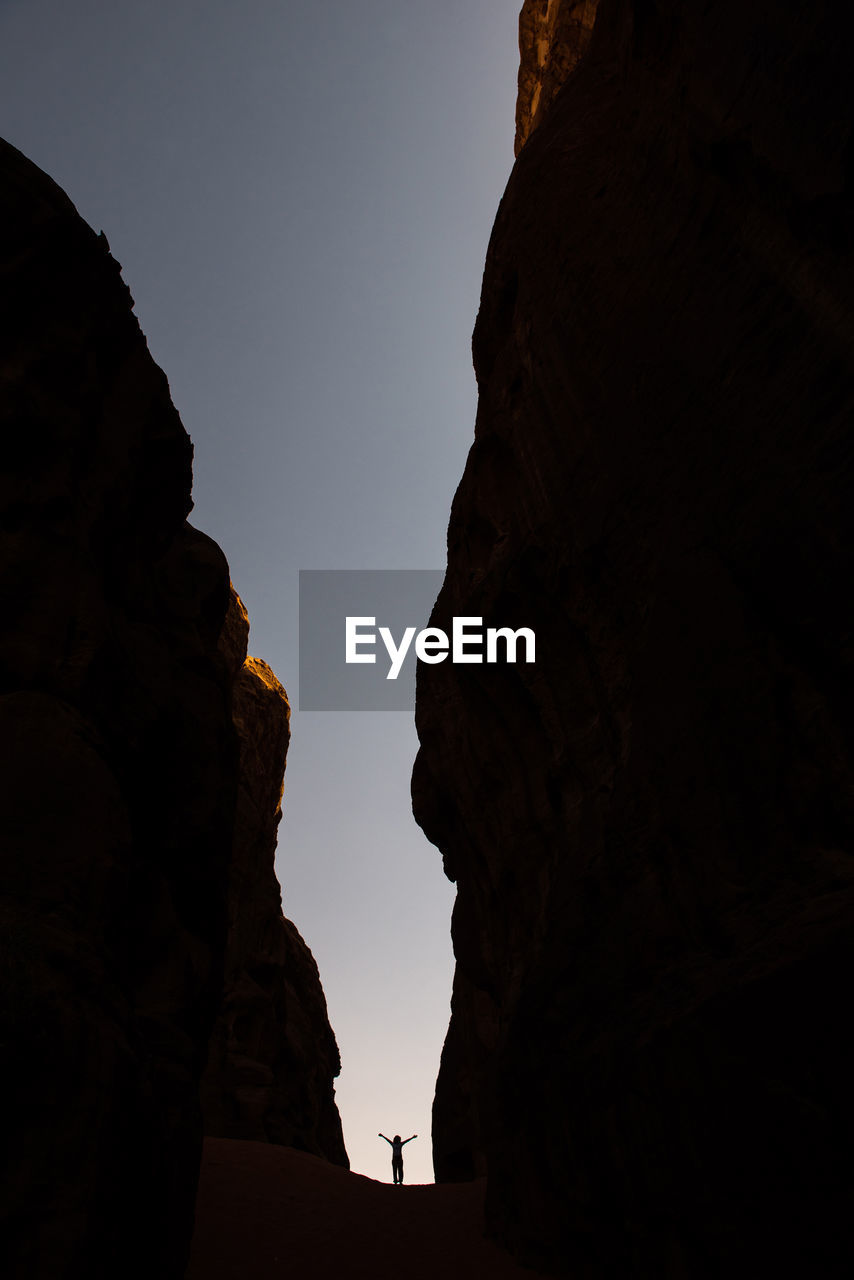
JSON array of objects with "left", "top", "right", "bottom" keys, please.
[{"left": 0, "top": 0, "right": 521, "bottom": 1184}]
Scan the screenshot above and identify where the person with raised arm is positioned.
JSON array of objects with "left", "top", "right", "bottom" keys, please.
[{"left": 378, "top": 1132, "right": 417, "bottom": 1185}]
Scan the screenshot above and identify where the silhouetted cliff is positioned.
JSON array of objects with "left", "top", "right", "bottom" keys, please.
[
  {"left": 0, "top": 138, "right": 344, "bottom": 1278},
  {"left": 413, "top": 1, "right": 854, "bottom": 1274},
  {"left": 201, "top": 589, "right": 348, "bottom": 1167}
]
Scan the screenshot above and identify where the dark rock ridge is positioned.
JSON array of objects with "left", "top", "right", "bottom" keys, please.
[
  {"left": 0, "top": 138, "right": 344, "bottom": 1278},
  {"left": 0, "top": 135, "right": 233, "bottom": 1280},
  {"left": 413, "top": 1, "right": 854, "bottom": 1275},
  {"left": 201, "top": 588, "right": 348, "bottom": 1167}
]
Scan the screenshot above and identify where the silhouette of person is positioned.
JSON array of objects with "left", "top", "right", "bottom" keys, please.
[{"left": 378, "top": 1132, "right": 417, "bottom": 1184}]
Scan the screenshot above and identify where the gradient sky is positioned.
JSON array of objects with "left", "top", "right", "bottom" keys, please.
[{"left": 0, "top": 0, "right": 521, "bottom": 1183}]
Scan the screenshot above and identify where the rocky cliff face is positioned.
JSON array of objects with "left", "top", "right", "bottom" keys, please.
[
  {"left": 413, "top": 1, "right": 854, "bottom": 1275},
  {"left": 0, "top": 138, "right": 344, "bottom": 1278},
  {"left": 515, "top": 0, "right": 599, "bottom": 155},
  {"left": 0, "top": 135, "right": 235, "bottom": 1280},
  {"left": 201, "top": 589, "right": 348, "bottom": 1166}
]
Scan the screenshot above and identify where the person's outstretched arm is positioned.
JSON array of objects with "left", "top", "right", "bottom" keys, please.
[
  {"left": 378, "top": 1133, "right": 392, "bottom": 1144},
  {"left": 402, "top": 1135, "right": 418, "bottom": 1145}
]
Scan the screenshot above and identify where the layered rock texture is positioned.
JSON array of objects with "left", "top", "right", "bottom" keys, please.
[
  {"left": 201, "top": 589, "right": 347, "bottom": 1166},
  {"left": 0, "top": 138, "right": 344, "bottom": 1278},
  {"left": 413, "top": 1, "right": 854, "bottom": 1275},
  {"left": 515, "top": 0, "right": 599, "bottom": 155}
]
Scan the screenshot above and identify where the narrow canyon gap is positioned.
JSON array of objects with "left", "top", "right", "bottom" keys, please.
[
  {"left": 0, "top": 0, "right": 525, "bottom": 1193},
  {"left": 3, "top": 1, "right": 854, "bottom": 1277}
]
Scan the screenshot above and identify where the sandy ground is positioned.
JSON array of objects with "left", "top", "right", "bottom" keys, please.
[{"left": 187, "top": 1137, "right": 536, "bottom": 1279}]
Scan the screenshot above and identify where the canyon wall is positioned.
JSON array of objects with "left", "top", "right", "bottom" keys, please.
[
  {"left": 413, "top": 0, "right": 854, "bottom": 1275},
  {"left": 0, "top": 138, "right": 345, "bottom": 1278},
  {"left": 201, "top": 589, "right": 348, "bottom": 1167},
  {"left": 515, "top": 0, "right": 599, "bottom": 155}
]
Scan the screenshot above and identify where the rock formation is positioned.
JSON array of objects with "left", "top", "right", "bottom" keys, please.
[
  {"left": 413, "top": 1, "right": 854, "bottom": 1275},
  {"left": 0, "top": 137, "right": 344, "bottom": 1278},
  {"left": 515, "top": 0, "right": 599, "bottom": 155},
  {"left": 201, "top": 589, "right": 348, "bottom": 1167}
]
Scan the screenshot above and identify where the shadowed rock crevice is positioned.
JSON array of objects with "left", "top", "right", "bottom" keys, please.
[{"left": 414, "top": 1, "right": 854, "bottom": 1274}]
